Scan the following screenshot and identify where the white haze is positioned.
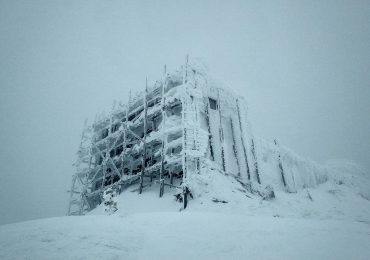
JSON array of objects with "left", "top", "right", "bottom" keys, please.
[{"left": 0, "top": 0, "right": 369, "bottom": 225}]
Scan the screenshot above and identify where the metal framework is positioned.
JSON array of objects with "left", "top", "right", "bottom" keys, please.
[{"left": 68, "top": 59, "right": 255, "bottom": 216}]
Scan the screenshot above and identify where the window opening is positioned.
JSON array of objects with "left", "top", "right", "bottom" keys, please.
[{"left": 209, "top": 98, "right": 217, "bottom": 110}]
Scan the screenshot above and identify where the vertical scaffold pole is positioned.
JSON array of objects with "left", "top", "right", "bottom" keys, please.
[
  {"left": 125, "top": 97, "right": 133, "bottom": 179},
  {"left": 182, "top": 55, "right": 189, "bottom": 208},
  {"left": 205, "top": 101, "right": 215, "bottom": 161},
  {"left": 274, "top": 139, "right": 287, "bottom": 188},
  {"left": 192, "top": 78, "right": 200, "bottom": 175},
  {"left": 139, "top": 78, "right": 148, "bottom": 194},
  {"left": 230, "top": 118, "right": 241, "bottom": 177},
  {"left": 236, "top": 98, "right": 251, "bottom": 180},
  {"left": 251, "top": 138, "right": 261, "bottom": 184},
  {"left": 217, "top": 89, "right": 226, "bottom": 172},
  {"left": 159, "top": 65, "right": 167, "bottom": 197}
]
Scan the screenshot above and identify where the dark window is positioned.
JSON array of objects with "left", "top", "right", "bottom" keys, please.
[
  {"left": 116, "top": 145, "right": 123, "bottom": 156},
  {"left": 209, "top": 98, "right": 217, "bottom": 110},
  {"left": 128, "top": 113, "right": 135, "bottom": 121},
  {"left": 113, "top": 175, "right": 120, "bottom": 183},
  {"left": 101, "top": 128, "right": 109, "bottom": 139},
  {"left": 111, "top": 124, "right": 119, "bottom": 133},
  {"left": 97, "top": 155, "right": 103, "bottom": 165}
]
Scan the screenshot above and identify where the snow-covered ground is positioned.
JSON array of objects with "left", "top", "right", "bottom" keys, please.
[
  {"left": 1, "top": 160, "right": 370, "bottom": 260},
  {"left": 1, "top": 213, "right": 369, "bottom": 260}
]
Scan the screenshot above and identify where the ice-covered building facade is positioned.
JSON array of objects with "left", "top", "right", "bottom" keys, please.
[{"left": 68, "top": 60, "right": 326, "bottom": 216}]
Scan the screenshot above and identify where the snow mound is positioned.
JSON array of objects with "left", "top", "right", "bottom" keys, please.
[
  {"left": 85, "top": 153, "right": 370, "bottom": 223},
  {"left": 325, "top": 159, "right": 370, "bottom": 200}
]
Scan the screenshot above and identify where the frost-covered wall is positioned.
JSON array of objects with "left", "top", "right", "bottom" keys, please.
[{"left": 255, "top": 138, "right": 328, "bottom": 193}]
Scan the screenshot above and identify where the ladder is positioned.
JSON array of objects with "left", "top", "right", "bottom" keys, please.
[{"left": 67, "top": 121, "right": 92, "bottom": 215}]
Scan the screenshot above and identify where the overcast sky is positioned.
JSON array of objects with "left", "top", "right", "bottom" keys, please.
[{"left": 1, "top": 0, "right": 369, "bottom": 225}]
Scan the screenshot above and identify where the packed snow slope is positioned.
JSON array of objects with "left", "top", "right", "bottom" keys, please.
[
  {"left": 1, "top": 213, "right": 369, "bottom": 260},
  {"left": 1, "top": 158, "right": 370, "bottom": 260}
]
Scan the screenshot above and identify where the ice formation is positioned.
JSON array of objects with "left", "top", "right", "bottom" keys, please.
[{"left": 68, "top": 59, "right": 332, "bottom": 215}]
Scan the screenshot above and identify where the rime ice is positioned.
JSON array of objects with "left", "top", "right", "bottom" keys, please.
[{"left": 68, "top": 60, "right": 362, "bottom": 215}]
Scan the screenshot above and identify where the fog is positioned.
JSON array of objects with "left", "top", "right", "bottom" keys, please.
[{"left": 0, "top": 0, "right": 369, "bottom": 225}]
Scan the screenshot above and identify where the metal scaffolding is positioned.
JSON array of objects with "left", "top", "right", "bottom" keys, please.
[{"left": 67, "top": 59, "right": 254, "bottom": 215}]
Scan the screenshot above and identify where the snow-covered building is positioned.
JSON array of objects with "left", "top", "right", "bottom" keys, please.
[{"left": 68, "top": 59, "right": 326, "bottom": 216}]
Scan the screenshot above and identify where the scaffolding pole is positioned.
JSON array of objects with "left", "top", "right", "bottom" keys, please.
[
  {"left": 159, "top": 66, "right": 167, "bottom": 197},
  {"left": 139, "top": 78, "right": 148, "bottom": 194}
]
